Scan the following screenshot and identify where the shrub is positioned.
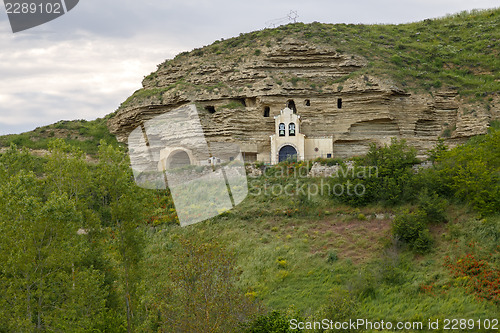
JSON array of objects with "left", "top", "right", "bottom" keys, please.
[
  {"left": 241, "top": 311, "right": 303, "bottom": 333},
  {"left": 445, "top": 252, "right": 500, "bottom": 304},
  {"left": 348, "top": 268, "right": 377, "bottom": 299},
  {"left": 412, "top": 229, "right": 433, "bottom": 254},
  {"left": 392, "top": 210, "right": 433, "bottom": 253},
  {"left": 436, "top": 127, "right": 500, "bottom": 215},
  {"left": 427, "top": 138, "right": 448, "bottom": 163},
  {"left": 314, "top": 289, "right": 358, "bottom": 332},
  {"left": 332, "top": 138, "right": 420, "bottom": 206},
  {"left": 327, "top": 251, "right": 338, "bottom": 263},
  {"left": 417, "top": 189, "right": 447, "bottom": 223}
]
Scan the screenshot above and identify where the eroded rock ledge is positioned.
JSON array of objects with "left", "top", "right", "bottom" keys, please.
[{"left": 109, "top": 39, "right": 498, "bottom": 161}]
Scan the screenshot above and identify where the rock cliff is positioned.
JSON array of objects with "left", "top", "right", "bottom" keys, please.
[{"left": 109, "top": 22, "right": 499, "bottom": 161}]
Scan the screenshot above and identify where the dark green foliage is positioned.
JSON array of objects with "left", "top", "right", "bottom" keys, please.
[
  {"left": 391, "top": 210, "right": 432, "bottom": 254},
  {"left": 327, "top": 251, "right": 338, "bottom": 263},
  {"left": 0, "top": 131, "right": 499, "bottom": 329},
  {"left": 434, "top": 127, "right": 500, "bottom": 215},
  {"left": 333, "top": 138, "right": 419, "bottom": 206},
  {"left": 0, "top": 169, "right": 109, "bottom": 330},
  {"left": 417, "top": 189, "right": 447, "bottom": 223},
  {"left": 313, "top": 156, "right": 344, "bottom": 166},
  {"left": 427, "top": 137, "right": 448, "bottom": 163},
  {"left": 241, "top": 311, "right": 302, "bottom": 333},
  {"left": 412, "top": 228, "right": 434, "bottom": 254}
]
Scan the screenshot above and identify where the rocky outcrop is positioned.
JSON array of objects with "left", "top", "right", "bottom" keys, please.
[{"left": 108, "top": 38, "right": 498, "bottom": 161}]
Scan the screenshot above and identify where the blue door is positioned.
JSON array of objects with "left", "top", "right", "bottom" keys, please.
[{"left": 279, "top": 145, "right": 297, "bottom": 162}]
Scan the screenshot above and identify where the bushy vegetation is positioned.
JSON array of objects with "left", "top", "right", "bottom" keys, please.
[
  {"left": 430, "top": 126, "right": 500, "bottom": 215},
  {"left": 0, "top": 123, "right": 498, "bottom": 331},
  {"left": 332, "top": 138, "right": 420, "bottom": 206},
  {"left": 0, "top": 117, "right": 120, "bottom": 155},
  {"left": 0, "top": 141, "right": 262, "bottom": 331},
  {"left": 332, "top": 125, "right": 500, "bottom": 216}
]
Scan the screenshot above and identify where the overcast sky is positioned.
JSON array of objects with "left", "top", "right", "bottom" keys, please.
[{"left": 0, "top": 0, "right": 498, "bottom": 135}]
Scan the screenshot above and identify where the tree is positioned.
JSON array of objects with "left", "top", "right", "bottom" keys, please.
[
  {"left": 436, "top": 128, "right": 500, "bottom": 215},
  {"left": 95, "top": 141, "right": 153, "bottom": 332},
  {"left": 153, "top": 239, "right": 260, "bottom": 332},
  {"left": 333, "top": 138, "right": 420, "bottom": 206},
  {"left": 0, "top": 171, "right": 108, "bottom": 331}
]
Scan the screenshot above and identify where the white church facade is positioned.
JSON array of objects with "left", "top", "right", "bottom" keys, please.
[{"left": 270, "top": 107, "right": 333, "bottom": 164}]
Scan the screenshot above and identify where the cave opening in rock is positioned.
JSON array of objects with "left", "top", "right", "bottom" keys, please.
[
  {"left": 287, "top": 99, "right": 297, "bottom": 113},
  {"left": 263, "top": 106, "right": 270, "bottom": 117},
  {"left": 205, "top": 105, "right": 216, "bottom": 114},
  {"left": 337, "top": 98, "right": 343, "bottom": 109},
  {"left": 238, "top": 98, "right": 247, "bottom": 107},
  {"left": 305, "top": 99, "right": 311, "bottom": 106}
]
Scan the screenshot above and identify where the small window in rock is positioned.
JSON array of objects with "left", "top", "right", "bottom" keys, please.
[
  {"left": 305, "top": 99, "right": 311, "bottom": 106},
  {"left": 263, "top": 106, "right": 270, "bottom": 117},
  {"left": 279, "top": 123, "right": 286, "bottom": 136},
  {"left": 337, "top": 98, "right": 342, "bottom": 109},
  {"left": 327, "top": 153, "right": 332, "bottom": 158},
  {"left": 205, "top": 105, "right": 216, "bottom": 114},
  {"left": 287, "top": 100, "right": 297, "bottom": 113},
  {"left": 229, "top": 157, "right": 235, "bottom": 161}
]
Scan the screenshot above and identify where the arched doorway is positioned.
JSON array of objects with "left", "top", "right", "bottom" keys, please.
[
  {"left": 166, "top": 150, "right": 191, "bottom": 169},
  {"left": 279, "top": 145, "right": 297, "bottom": 162}
]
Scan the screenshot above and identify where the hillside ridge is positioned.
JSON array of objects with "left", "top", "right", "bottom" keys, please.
[{"left": 108, "top": 8, "right": 499, "bottom": 161}]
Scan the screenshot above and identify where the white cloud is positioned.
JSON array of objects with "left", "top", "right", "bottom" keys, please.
[
  {"left": 0, "top": 32, "right": 184, "bottom": 132},
  {"left": 0, "top": 0, "right": 498, "bottom": 134}
]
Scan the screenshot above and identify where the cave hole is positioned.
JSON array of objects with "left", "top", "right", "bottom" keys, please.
[
  {"left": 263, "top": 106, "right": 270, "bottom": 117},
  {"left": 337, "top": 98, "right": 343, "bottom": 109},
  {"left": 305, "top": 99, "right": 311, "bottom": 106},
  {"left": 287, "top": 99, "right": 297, "bottom": 113},
  {"left": 205, "top": 105, "right": 216, "bottom": 114},
  {"left": 238, "top": 98, "right": 247, "bottom": 107}
]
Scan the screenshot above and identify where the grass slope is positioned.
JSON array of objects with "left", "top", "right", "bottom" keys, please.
[{"left": 145, "top": 185, "right": 500, "bottom": 327}]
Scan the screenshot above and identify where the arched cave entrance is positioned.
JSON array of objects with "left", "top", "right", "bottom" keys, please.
[
  {"left": 167, "top": 150, "right": 191, "bottom": 169},
  {"left": 278, "top": 145, "right": 298, "bottom": 162},
  {"left": 287, "top": 100, "right": 297, "bottom": 113}
]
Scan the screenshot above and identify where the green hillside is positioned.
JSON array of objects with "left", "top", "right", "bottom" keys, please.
[
  {"left": 0, "top": 116, "right": 120, "bottom": 155},
  {"left": 0, "top": 8, "right": 499, "bottom": 332},
  {"left": 0, "top": 123, "right": 498, "bottom": 331}
]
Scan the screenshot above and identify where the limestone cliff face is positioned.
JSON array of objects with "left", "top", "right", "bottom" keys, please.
[{"left": 108, "top": 38, "right": 498, "bottom": 160}]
